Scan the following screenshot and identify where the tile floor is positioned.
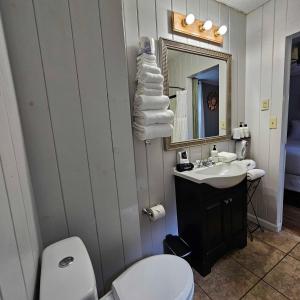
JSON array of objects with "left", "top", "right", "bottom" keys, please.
[{"left": 193, "top": 227, "right": 300, "bottom": 300}]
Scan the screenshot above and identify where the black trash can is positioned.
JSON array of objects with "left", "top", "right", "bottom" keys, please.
[{"left": 163, "top": 234, "right": 192, "bottom": 264}]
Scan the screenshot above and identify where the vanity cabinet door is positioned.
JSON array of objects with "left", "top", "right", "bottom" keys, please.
[{"left": 203, "top": 196, "right": 227, "bottom": 262}]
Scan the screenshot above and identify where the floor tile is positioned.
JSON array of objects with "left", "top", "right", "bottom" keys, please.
[
  {"left": 289, "top": 243, "right": 300, "bottom": 261},
  {"left": 264, "top": 255, "right": 300, "bottom": 300},
  {"left": 194, "top": 257, "right": 259, "bottom": 300},
  {"left": 242, "top": 281, "right": 287, "bottom": 300},
  {"left": 253, "top": 228, "right": 300, "bottom": 253},
  {"left": 193, "top": 284, "right": 210, "bottom": 300},
  {"left": 231, "top": 238, "right": 285, "bottom": 277}
]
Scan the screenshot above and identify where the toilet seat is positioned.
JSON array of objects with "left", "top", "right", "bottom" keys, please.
[{"left": 110, "top": 255, "right": 194, "bottom": 300}]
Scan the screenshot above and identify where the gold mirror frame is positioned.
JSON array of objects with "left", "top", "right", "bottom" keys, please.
[{"left": 159, "top": 38, "right": 232, "bottom": 151}]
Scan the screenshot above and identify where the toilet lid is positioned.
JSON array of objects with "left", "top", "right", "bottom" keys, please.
[{"left": 112, "top": 255, "right": 194, "bottom": 300}]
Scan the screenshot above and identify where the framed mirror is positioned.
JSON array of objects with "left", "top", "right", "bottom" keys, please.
[{"left": 159, "top": 38, "right": 232, "bottom": 150}]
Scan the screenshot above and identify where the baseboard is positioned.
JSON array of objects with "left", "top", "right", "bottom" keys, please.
[{"left": 247, "top": 213, "right": 282, "bottom": 232}]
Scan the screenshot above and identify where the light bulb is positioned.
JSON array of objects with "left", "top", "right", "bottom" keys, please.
[
  {"left": 215, "top": 25, "right": 227, "bottom": 36},
  {"left": 203, "top": 20, "right": 213, "bottom": 31},
  {"left": 184, "top": 13, "right": 195, "bottom": 26}
]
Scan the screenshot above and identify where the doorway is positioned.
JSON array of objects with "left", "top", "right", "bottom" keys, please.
[{"left": 282, "top": 35, "right": 300, "bottom": 235}]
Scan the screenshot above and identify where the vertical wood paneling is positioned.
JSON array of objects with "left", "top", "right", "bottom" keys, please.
[
  {"left": 245, "top": 8, "right": 263, "bottom": 161},
  {"left": 158, "top": 0, "right": 178, "bottom": 236},
  {"left": 286, "top": 0, "right": 300, "bottom": 36},
  {"left": 2, "top": 0, "right": 142, "bottom": 294},
  {"left": 122, "top": 0, "right": 153, "bottom": 257},
  {"left": 245, "top": 8, "right": 263, "bottom": 214},
  {"left": 0, "top": 82, "right": 36, "bottom": 300},
  {"left": 156, "top": 0, "right": 173, "bottom": 40},
  {"left": 220, "top": 4, "right": 230, "bottom": 51},
  {"left": 0, "top": 0, "right": 69, "bottom": 246},
  {"left": 237, "top": 12, "right": 246, "bottom": 123},
  {"left": 172, "top": 0, "right": 188, "bottom": 43},
  {"left": 230, "top": 9, "right": 246, "bottom": 128},
  {"left": 137, "top": 0, "right": 166, "bottom": 255},
  {"left": 245, "top": 0, "right": 291, "bottom": 229},
  {"left": 99, "top": 0, "right": 142, "bottom": 265},
  {"left": 187, "top": 0, "right": 201, "bottom": 46},
  {"left": 33, "top": 0, "right": 104, "bottom": 291},
  {"left": 268, "top": 0, "right": 288, "bottom": 223},
  {"left": 68, "top": 0, "right": 125, "bottom": 286},
  {"left": 257, "top": 0, "right": 275, "bottom": 219},
  {"left": 0, "top": 16, "right": 41, "bottom": 298},
  {"left": 0, "top": 160, "right": 28, "bottom": 300}
]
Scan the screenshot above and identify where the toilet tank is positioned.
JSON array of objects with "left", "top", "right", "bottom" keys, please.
[{"left": 39, "top": 237, "right": 98, "bottom": 300}]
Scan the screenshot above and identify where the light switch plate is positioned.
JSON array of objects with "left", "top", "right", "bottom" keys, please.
[
  {"left": 261, "top": 99, "right": 269, "bottom": 110},
  {"left": 269, "top": 116, "right": 277, "bottom": 129},
  {"left": 220, "top": 120, "right": 226, "bottom": 130}
]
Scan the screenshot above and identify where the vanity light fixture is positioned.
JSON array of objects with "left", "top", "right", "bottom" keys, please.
[
  {"left": 172, "top": 11, "right": 224, "bottom": 45},
  {"left": 200, "top": 20, "right": 212, "bottom": 32},
  {"left": 215, "top": 25, "right": 228, "bottom": 37},
  {"left": 183, "top": 13, "right": 195, "bottom": 26}
]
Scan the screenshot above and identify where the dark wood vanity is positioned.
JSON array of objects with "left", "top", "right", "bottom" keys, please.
[{"left": 175, "top": 176, "right": 247, "bottom": 276}]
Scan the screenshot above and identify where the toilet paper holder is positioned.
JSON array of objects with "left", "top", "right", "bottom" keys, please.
[
  {"left": 142, "top": 208, "right": 154, "bottom": 217},
  {"left": 142, "top": 204, "right": 166, "bottom": 222}
]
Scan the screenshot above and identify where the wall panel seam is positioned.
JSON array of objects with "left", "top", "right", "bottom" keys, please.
[
  {"left": 66, "top": 0, "right": 105, "bottom": 286},
  {"left": 0, "top": 157, "right": 29, "bottom": 300},
  {"left": 97, "top": 0, "right": 126, "bottom": 269},
  {"left": 31, "top": 0, "right": 70, "bottom": 237}
]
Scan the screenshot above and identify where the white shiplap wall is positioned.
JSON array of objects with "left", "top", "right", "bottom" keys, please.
[
  {"left": 0, "top": 0, "right": 142, "bottom": 295},
  {"left": 245, "top": 0, "right": 300, "bottom": 231},
  {"left": 122, "top": 0, "right": 246, "bottom": 256},
  {"left": 0, "top": 15, "right": 41, "bottom": 299}
]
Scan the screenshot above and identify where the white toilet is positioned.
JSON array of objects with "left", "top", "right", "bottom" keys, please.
[{"left": 39, "top": 236, "right": 194, "bottom": 300}]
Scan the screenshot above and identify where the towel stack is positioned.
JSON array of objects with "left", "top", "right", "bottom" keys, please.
[{"left": 133, "top": 38, "right": 174, "bottom": 141}]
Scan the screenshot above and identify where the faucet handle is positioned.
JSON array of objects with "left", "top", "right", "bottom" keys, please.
[{"left": 195, "top": 160, "right": 202, "bottom": 168}]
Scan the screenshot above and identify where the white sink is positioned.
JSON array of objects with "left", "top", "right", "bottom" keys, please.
[{"left": 174, "top": 162, "right": 247, "bottom": 189}]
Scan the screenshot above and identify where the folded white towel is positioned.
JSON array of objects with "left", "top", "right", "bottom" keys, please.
[
  {"left": 136, "top": 87, "right": 163, "bottom": 96},
  {"left": 136, "top": 82, "right": 163, "bottom": 96},
  {"left": 137, "top": 53, "right": 156, "bottom": 62},
  {"left": 247, "top": 169, "right": 266, "bottom": 181},
  {"left": 138, "top": 71, "right": 164, "bottom": 84},
  {"left": 133, "top": 122, "right": 173, "bottom": 140},
  {"left": 218, "top": 152, "right": 237, "bottom": 163},
  {"left": 232, "top": 159, "right": 256, "bottom": 170},
  {"left": 137, "top": 60, "right": 158, "bottom": 68},
  {"left": 134, "top": 95, "right": 169, "bottom": 111},
  {"left": 137, "top": 82, "right": 163, "bottom": 90},
  {"left": 137, "top": 64, "right": 161, "bottom": 75},
  {"left": 134, "top": 109, "right": 174, "bottom": 126}
]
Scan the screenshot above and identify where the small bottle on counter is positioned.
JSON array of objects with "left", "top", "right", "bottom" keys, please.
[
  {"left": 243, "top": 124, "right": 250, "bottom": 138},
  {"left": 211, "top": 145, "right": 219, "bottom": 163},
  {"left": 239, "top": 122, "right": 245, "bottom": 138}
]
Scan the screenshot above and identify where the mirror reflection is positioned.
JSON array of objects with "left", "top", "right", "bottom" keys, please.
[{"left": 167, "top": 49, "right": 228, "bottom": 143}]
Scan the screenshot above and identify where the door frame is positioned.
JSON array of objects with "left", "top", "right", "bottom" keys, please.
[{"left": 278, "top": 32, "right": 300, "bottom": 227}]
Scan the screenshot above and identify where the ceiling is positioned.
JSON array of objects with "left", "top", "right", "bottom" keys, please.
[{"left": 216, "top": 0, "right": 270, "bottom": 14}]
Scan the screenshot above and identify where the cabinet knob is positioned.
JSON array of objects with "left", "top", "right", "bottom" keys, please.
[{"left": 224, "top": 198, "right": 232, "bottom": 205}]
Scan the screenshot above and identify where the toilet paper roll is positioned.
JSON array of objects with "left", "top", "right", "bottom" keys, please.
[{"left": 149, "top": 204, "right": 165, "bottom": 222}]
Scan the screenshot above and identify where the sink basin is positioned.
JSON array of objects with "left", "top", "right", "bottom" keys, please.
[{"left": 174, "top": 162, "right": 247, "bottom": 188}]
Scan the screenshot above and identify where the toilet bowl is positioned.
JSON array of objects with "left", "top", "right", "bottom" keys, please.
[{"left": 40, "top": 237, "right": 194, "bottom": 300}]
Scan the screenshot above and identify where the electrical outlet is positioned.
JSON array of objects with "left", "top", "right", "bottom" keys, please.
[
  {"left": 261, "top": 99, "right": 269, "bottom": 110},
  {"left": 220, "top": 120, "right": 226, "bottom": 130},
  {"left": 269, "top": 116, "right": 277, "bottom": 129}
]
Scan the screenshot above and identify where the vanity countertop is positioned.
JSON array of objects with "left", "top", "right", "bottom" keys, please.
[{"left": 174, "top": 161, "right": 247, "bottom": 189}]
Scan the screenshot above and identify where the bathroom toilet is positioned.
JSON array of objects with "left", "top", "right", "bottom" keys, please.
[{"left": 39, "top": 236, "right": 194, "bottom": 300}]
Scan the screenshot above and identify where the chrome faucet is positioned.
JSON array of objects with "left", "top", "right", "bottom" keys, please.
[{"left": 195, "top": 158, "right": 215, "bottom": 168}]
